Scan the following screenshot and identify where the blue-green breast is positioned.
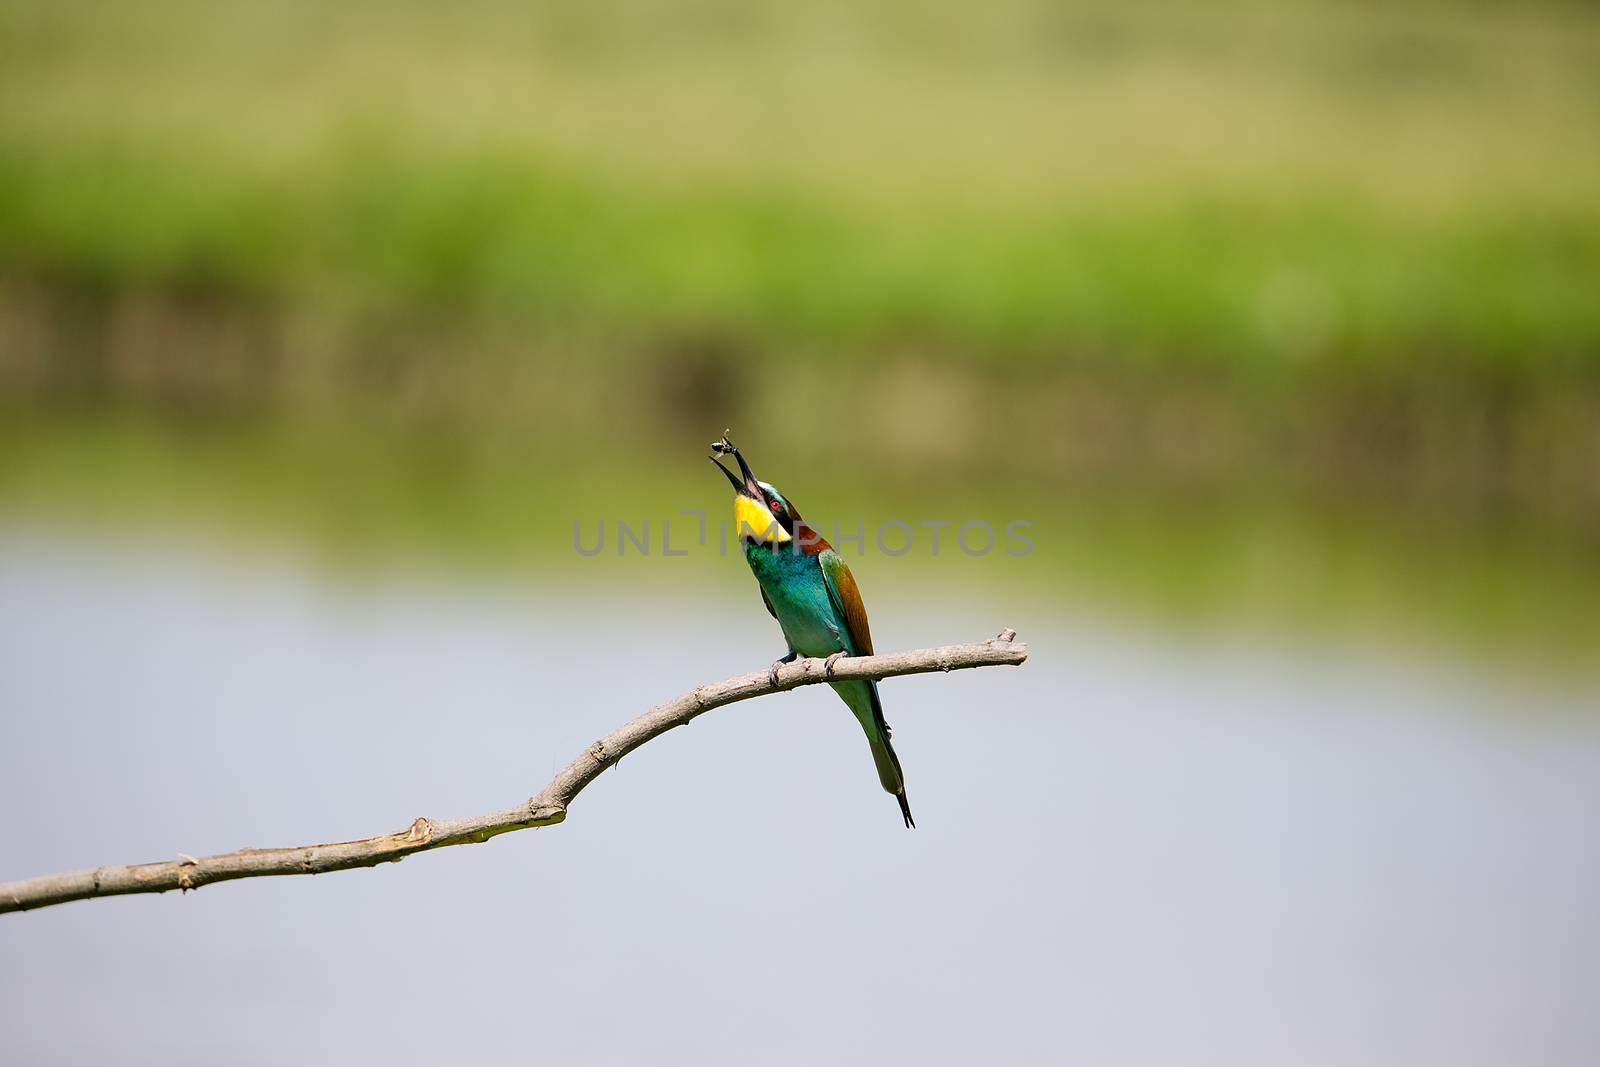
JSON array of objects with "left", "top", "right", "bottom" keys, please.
[{"left": 744, "top": 543, "right": 846, "bottom": 659}]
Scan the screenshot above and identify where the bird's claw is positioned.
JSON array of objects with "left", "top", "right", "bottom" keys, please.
[
  {"left": 824, "top": 651, "right": 847, "bottom": 678},
  {"left": 769, "top": 651, "right": 799, "bottom": 687}
]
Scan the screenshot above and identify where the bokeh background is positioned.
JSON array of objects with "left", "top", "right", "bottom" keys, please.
[{"left": 3, "top": 2, "right": 1598, "bottom": 1064}]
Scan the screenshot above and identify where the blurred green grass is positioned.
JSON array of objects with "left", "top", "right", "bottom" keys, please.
[
  {"left": 4, "top": 137, "right": 1599, "bottom": 368},
  {"left": 3, "top": 0, "right": 1599, "bottom": 368}
]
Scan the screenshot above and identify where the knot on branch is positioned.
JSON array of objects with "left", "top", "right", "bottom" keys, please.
[
  {"left": 174, "top": 852, "right": 200, "bottom": 892},
  {"left": 527, "top": 799, "right": 567, "bottom": 825}
]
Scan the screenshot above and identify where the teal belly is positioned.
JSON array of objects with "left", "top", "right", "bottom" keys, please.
[{"left": 745, "top": 545, "right": 846, "bottom": 658}]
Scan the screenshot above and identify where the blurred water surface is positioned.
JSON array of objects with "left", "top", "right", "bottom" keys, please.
[{"left": 2, "top": 531, "right": 1596, "bottom": 1066}]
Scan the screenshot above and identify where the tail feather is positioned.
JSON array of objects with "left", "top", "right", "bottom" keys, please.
[
  {"left": 835, "top": 678, "right": 916, "bottom": 829},
  {"left": 866, "top": 731, "right": 915, "bottom": 828},
  {"left": 895, "top": 786, "right": 916, "bottom": 829}
]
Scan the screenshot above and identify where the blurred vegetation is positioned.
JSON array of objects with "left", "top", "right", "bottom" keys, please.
[{"left": 1, "top": 0, "right": 1598, "bottom": 667}]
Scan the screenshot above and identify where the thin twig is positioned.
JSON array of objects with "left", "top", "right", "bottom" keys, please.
[{"left": 1, "top": 629, "right": 1027, "bottom": 915}]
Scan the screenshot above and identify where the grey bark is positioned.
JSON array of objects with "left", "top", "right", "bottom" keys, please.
[{"left": 2, "top": 629, "right": 1027, "bottom": 915}]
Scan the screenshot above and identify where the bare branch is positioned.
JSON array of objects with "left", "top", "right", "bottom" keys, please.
[{"left": 2, "top": 629, "right": 1027, "bottom": 915}]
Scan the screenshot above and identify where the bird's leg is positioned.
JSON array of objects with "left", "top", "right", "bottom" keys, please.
[
  {"left": 769, "top": 650, "right": 799, "bottom": 687},
  {"left": 824, "top": 651, "right": 848, "bottom": 678}
]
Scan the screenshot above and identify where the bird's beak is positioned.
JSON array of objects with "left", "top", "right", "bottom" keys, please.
[
  {"left": 710, "top": 454, "right": 744, "bottom": 494},
  {"left": 731, "top": 445, "right": 764, "bottom": 499},
  {"left": 709, "top": 436, "right": 763, "bottom": 499}
]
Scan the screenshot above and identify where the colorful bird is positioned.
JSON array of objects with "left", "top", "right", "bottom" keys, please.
[{"left": 710, "top": 433, "right": 914, "bottom": 828}]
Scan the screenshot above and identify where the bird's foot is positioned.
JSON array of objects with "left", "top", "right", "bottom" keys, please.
[
  {"left": 823, "top": 651, "right": 848, "bottom": 678},
  {"left": 768, "top": 651, "right": 799, "bottom": 687}
]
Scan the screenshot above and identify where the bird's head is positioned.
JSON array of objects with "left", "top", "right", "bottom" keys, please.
[{"left": 709, "top": 433, "right": 797, "bottom": 547}]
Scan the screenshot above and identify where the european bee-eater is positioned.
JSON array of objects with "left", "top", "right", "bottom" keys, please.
[{"left": 710, "top": 434, "right": 914, "bottom": 828}]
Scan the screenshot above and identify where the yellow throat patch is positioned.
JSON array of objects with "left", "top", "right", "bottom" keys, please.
[{"left": 735, "top": 494, "right": 792, "bottom": 544}]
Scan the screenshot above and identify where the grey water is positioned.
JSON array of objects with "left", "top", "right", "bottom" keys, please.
[{"left": 2, "top": 530, "right": 1597, "bottom": 1066}]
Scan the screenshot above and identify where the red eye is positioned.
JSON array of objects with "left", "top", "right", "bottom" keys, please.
[{"left": 767, "top": 498, "right": 784, "bottom": 513}]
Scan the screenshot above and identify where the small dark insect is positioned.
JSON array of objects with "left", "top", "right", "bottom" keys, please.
[{"left": 710, "top": 430, "right": 738, "bottom": 456}]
